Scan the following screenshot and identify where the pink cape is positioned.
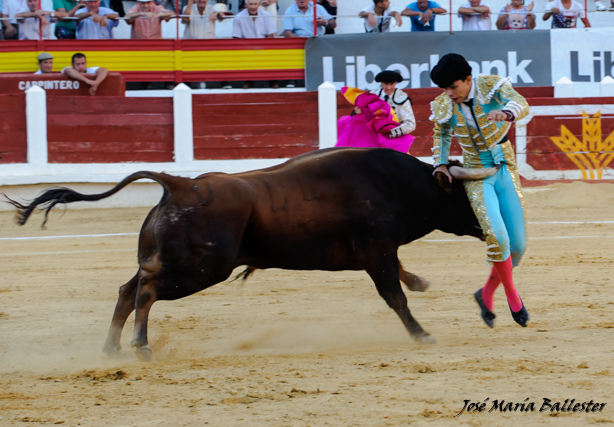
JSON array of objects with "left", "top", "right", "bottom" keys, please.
[{"left": 335, "top": 89, "right": 414, "bottom": 153}]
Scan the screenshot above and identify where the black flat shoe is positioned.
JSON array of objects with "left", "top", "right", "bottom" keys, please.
[
  {"left": 509, "top": 300, "right": 530, "bottom": 327},
  {"left": 474, "top": 289, "right": 496, "bottom": 328}
]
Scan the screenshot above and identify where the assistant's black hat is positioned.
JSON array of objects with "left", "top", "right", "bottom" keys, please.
[
  {"left": 430, "top": 53, "right": 472, "bottom": 88},
  {"left": 375, "top": 70, "right": 403, "bottom": 83}
]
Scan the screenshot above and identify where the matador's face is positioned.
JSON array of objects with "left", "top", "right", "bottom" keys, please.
[{"left": 444, "top": 75, "right": 472, "bottom": 104}]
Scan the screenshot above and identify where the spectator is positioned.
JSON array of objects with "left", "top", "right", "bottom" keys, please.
[
  {"left": 317, "top": 0, "right": 336, "bottom": 34},
  {"left": 458, "top": 0, "right": 491, "bottom": 31},
  {"left": 62, "top": 52, "right": 109, "bottom": 95},
  {"left": 594, "top": 1, "right": 607, "bottom": 10},
  {"left": 372, "top": 70, "right": 416, "bottom": 139},
  {"left": 35, "top": 52, "right": 54, "bottom": 74},
  {"left": 401, "top": 0, "right": 446, "bottom": 31},
  {"left": 283, "top": 0, "right": 335, "bottom": 37},
  {"left": 233, "top": 0, "right": 275, "bottom": 38},
  {"left": 125, "top": 0, "right": 172, "bottom": 39},
  {"left": 1, "top": 0, "right": 25, "bottom": 39},
  {"left": 52, "top": 0, "right": 81, "bottom": 39},
  {"left": 359, "top": 0, "right": 402, "bottom": 33},
  {"left": 233, "top": 0, "right": 277, "bottom": 89},
  {"left": 16, "top": 0, "right": 61, "bottom": 40},
  {"left": 543, "top": 0, "right": 590, "bottom": 28},
  {"left": 496, "top": 0, "right": 535, "bottom": 29},
  {"left": 75, "top": 0, "right": 119, "bottom": 39},
  {"left": 182, "top": 0, "right": 224, "bottom": 39}
]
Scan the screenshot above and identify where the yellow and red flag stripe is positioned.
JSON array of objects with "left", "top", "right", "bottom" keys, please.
[{"left": 0, "top": 38, "right": 306, "bottom": 82}]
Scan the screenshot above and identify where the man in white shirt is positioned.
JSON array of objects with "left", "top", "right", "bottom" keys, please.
[
  {"left": 15, "top": 0, "right": 59, "bottom": 40},
  {"left": 1, "top": 0, "right": 26, "bottom": 39},
  {"left": 359, "top": 0, "right": 402, "bottom": 33},
  {"left": 62, "top": 52, "right": 109, "bottom": 95},
  {"left": 458, "top": 0, "right": 491, "bottom": 31},
  {"left": 35, "top": 52, "right": 54, "bottom": 74},
  {"left": 543, "top": 0, "right": 590, "bottom": 28},
  {"left": 182, "top": 0, "right": 226, "bottom": 39},
  {"left": 233, "top": 0, "right": 277, "bottom": 89},
  {"left": 233, "top": 0, "right": 276, "bottom": 39}
]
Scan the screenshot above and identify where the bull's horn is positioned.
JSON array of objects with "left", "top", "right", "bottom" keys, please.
[{"left": 449, "top": 165, "right": 500, "bottom": 180}]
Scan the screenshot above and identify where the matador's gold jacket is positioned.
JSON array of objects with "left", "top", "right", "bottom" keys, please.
[{"left": 429, "top": 74, "right": 529, "bottom": 169}]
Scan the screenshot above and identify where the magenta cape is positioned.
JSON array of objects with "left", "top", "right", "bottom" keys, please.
[{"left": 335, "top": 88, "right": 414, "bottom": 153}]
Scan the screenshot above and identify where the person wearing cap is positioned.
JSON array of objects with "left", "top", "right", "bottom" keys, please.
[
  {"left": 124, "top": 0, "right": 173, "bottom": 39},
  {"left": 336, "top": 87, "right": 414, "bottom": 153},
  {"left": 372, "top": 70, "right": 416, "bottom": 139},
  {"left": 35, "top": 52, "right": 55, "bottom": 74},
  {"left": 429, "top": 53, "right": 530, "bottom": 329},
  {"left": 182, "top": 0, "right": 226, "bottom": 39},
  {"left": 62, "top": 52, "right": 109, "bottom": 95},
  {"left": 15, "top": 0, "right": 62, "bottom": 40},
  {"left": 74, "top": 0, "right": 119, "bottom": 39}
]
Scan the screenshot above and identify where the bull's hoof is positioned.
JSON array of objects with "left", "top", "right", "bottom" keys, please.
[
  {"left": 407, "top": 276, "right": 430, "bottom": 292},
  {"left": 414, "top": 333, "right": 436, "bottom": 344},
  {"left": 102, "top": 341, "right": 121, "bottom": 357},
  {"left": 134, "top": 344, "right": 153, "bottom": 362}
]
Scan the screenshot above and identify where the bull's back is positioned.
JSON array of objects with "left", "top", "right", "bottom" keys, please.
[{"left": 234, "top": 149, "right": 436, "bottom": 269}]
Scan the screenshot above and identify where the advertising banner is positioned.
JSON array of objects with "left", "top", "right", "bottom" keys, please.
[{"left": 305, "top": 31, "right": 552, "bottom": 91}]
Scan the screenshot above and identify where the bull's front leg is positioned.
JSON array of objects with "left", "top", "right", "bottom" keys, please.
[
  {"left": 367, "top": 256, "right": 436, "bottom": 344},
  {"left": 103, "top": 273, "right": 139, "bottom": 356}
]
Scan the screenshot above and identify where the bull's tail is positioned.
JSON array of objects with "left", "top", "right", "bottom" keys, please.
[{"left": 4, "top": 171, "right": 174, "bottom": 227}]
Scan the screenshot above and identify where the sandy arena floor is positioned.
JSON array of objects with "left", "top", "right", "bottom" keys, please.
[{"left": 1, "top": 181, "right": 613, "bottom": 426}]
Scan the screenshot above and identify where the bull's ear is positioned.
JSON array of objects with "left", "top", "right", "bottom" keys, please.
[{"left": 434, "top": 172, "right": 453, "bottom": 193}]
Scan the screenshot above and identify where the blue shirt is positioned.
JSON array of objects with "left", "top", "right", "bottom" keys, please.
[
  {"left": 75, "top": 6, "right": 118, "bottom": 39},
  {"left": 283, "top": 2, "right": 332, "bottom": 37},
  {"left": 406, "top": 1, "right": 440, "bottom": 31}
]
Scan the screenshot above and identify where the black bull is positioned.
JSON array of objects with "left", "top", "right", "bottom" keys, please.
[{"left": 7, "top": 148, "right": 484, "bottom": 360}]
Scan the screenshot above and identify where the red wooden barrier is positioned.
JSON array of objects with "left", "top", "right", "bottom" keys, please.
[
  {"left": 192, "top": 92, "right": 319, "bottom": 159},
  {"left": 47, "top": 97, "right": 174, "bottom": 163},
  {"left": 0, "top": 73, "right": 125, "bottom": 96},
  {"left": 0, "top": 93, "right": 27, "bottom": 164}
]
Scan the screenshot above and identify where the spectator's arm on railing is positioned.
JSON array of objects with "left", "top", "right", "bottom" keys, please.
[
  {"left": 358, "top": 11, "right": 377, "bottom": 28},
  {"left": 458, "top": 5, "right": 490, "bottom": 15}
]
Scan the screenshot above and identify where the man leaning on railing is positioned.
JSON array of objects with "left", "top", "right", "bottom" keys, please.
[{"left": 74, "top": 0, "right": 119, "bottom": 39}]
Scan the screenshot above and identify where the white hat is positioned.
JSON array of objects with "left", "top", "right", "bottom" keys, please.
[{"left": 213, "top": 3, "right": 229, "bottom": 12}]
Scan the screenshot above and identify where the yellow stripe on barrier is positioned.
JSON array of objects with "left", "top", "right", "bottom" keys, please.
[
  {"left": 0, "top": 48, "right": 305, "bottom": 73},
  {"left": 182, "top": 49, "right": 305, "bottom": 71}
]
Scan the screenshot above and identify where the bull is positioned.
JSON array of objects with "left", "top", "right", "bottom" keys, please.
[{"left": 6, "top": 148, "right": 491, "bottom": 360}]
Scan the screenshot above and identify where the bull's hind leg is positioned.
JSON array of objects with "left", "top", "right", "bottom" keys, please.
[
  {"left": 103, "top": 273, "right": 139, "bottom": 356},
  {"left": 367, "top": 256, "right": 436, "bottom": 344},
  {"left": 398, "top": 262, "right": 430, "bottom": 292}
]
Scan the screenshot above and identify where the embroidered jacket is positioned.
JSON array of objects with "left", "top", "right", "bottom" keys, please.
[{"left": 429, "top": 74, "right": 529, "bottom": 168}]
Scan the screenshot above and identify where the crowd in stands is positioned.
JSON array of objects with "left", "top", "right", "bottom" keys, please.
[
  {"left": 1, "top": 0, "right": 611, "bottom": 41},
  {"left": 2, "top": 0, "right": 610, "bottom": 90}
]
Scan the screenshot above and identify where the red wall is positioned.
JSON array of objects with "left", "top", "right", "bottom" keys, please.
[
  {"left": 0, "top": 93, "right": 27, "bottom": 163},
  {"left": 47, "top": 96, "right": 174, "bottom": 163},
  {"left": 192, "top": 92, "right": 319, "bottom": 160}
]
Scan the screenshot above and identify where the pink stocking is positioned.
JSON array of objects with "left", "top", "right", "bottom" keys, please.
[
  {"left": 492, "top": 256, "right": 523, "bottom": 312},
  {"left": 481, "top": 267, "right": 500, "bottom": 311}
]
